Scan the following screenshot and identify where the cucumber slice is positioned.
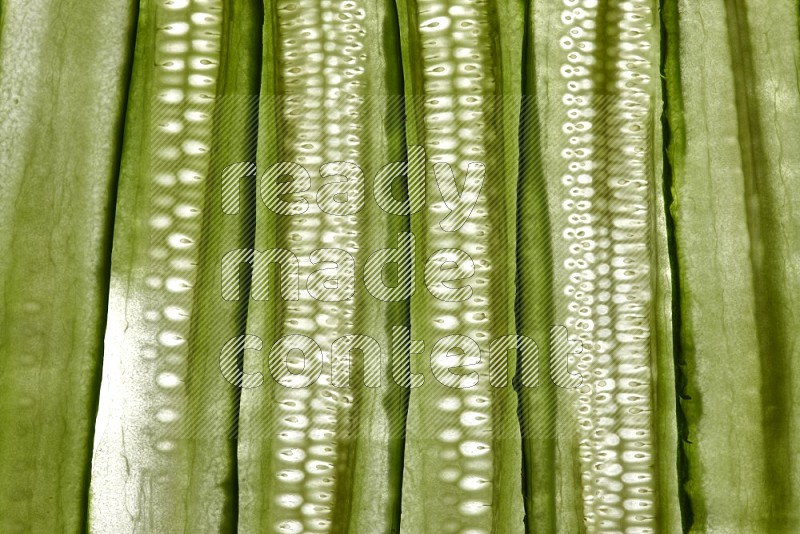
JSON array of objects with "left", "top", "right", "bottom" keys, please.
[
  {"left": 88, "top": 0, "right": 237, "bottom": 530},
  {"left": 236, "top": 1, "right": 408, "bottom": 532},
  {"left": 181, "top": 0, "right": 263, "bottom": 531},
  {"left": 665, "top": 0, "right": 800, "bottom": 529},
  {"left": 522, "top": 0, "right": 664, "bottom": 530},
  {"left": 7, "top": 0, "right": 798, "bottom": 530},
  {"left": 0, "top": 1, "right": 136, "bottom": 531},
  {"left": 394, "top": 1, "right": 527, "bottom": 532}
]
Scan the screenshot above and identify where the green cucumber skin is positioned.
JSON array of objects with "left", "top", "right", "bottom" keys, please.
[
  {"left": 234, "top": 0, "right": 280, "bottom": 527},
  {"left": 517, "top": 0, "right": 560, "bottom": 530},
  {"left": 666, "top": 0, "right": 800, "bottom": 530},
  {"left": 651, "top": 1, "right": 683, "bottom": 530},
  {"left": 660, "top": 0, "right": 694, "bottom": 531},
  {"left": 0, "top": 0, "right": 137, "bottom": 531}
]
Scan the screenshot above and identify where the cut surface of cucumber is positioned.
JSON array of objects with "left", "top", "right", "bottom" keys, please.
[
  {"left": 665, "top": 0, "right": 800, "bottom": 530},
  {"left": 0, "top": 1, "right": 136, "bottom": 531},
  {"left": 236, "top": 1, "right": 408, "bottom": 533}
]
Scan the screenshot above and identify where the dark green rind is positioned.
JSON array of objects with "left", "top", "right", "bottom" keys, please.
[
  {"left": 659, "top": 0, "right": 693, "bottom": 530},
  {"left": 235, "top": 0, "right": 280, "bottom": 528},
  {"left": 650, "top": 0, "right": 683, "bottom": 530},
  {"left": 516, "top": 0, "right": 559, "bottom": 530}
]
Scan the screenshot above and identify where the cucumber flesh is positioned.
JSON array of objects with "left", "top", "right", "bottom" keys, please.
[
  {"left": 665, "top": 0, "right": 800, "bottom": 529},
  {"left": 522, "top": 0, "right": 663, "bottom": 530},
  {"left": 395, "top": 1, "right": 527, "bottom": 531},
  {"left": 0, "top": 1, "right": 136, "bottom": 531},
  {"left": 236, "top": 1, "right": 408, "bottom": 532},
  {"left": 89, "top": 0, "right": 231, "bottom": 530}
]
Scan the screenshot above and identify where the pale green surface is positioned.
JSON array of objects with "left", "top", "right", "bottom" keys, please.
[
  {"left": 237, "top": 1, "right": 409, "bottom": 532},
  {"left": 666, "top": 0, "right": 800, "bottom": 530},
  {"left": 0, "top": 0, "right": 136, "bottom": 531},
  {"left": 1, "top": 0, "right": 799, "bottom": 532}
]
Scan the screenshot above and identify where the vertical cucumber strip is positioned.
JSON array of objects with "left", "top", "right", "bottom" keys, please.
[
  {"left": 236, "top": 1, "right": 408, "bottom": 532},
  {"left": 523, "top": 0, "right": 664, "bottom": 530},
  {"left": 325, "top": 5, "right": 410, "bottom": 531},
  {"left": 518, "top": 2, "right": 585, "bottom": 529},
  {"left": 577, "top": 1, "right": 659, "bottom": 530},
  {"left": 88, "top": 0, "right": 234, "bottom": 530},
  {"left": 0, "top": 1, "right": 136, "bottom": 531},
  {"left": 735, "top": 0, "right": 800, "bottom": 525},
  {"left": 181, "top": 0, "right": 263, "bottom": 531},
  {"left": 665, "top": 0, "right": 767, "bottom": 529},
  {"left": 665, "top": 0, "right": 800, "bottom": 529},
  {"left": 395, "top": 1, "right": 526, "bottom": 532},
  {"left": 589, "top": 2, "right": 662, "bottom": 529}
]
